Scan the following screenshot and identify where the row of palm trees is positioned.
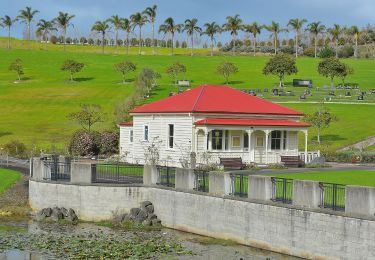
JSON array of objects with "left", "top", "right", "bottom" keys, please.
[{"left": 0, "top": 6, "right": 370, "bottom": 58}]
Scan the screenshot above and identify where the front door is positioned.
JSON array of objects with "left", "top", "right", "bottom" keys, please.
[{"left": 253, "top": 131, "right": 266, "bottom": 163}]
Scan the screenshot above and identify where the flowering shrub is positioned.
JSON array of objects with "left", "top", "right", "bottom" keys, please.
[
  {"left": 69, "top": 130, "right": 101, "bottom": 156},
  {"left": 100, "top": 131, "right": 119, "bottom": 155}
]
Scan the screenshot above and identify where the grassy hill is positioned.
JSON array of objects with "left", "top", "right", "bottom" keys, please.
[{"left": 0, "top": 45, "right": 374, "bottom": 152}]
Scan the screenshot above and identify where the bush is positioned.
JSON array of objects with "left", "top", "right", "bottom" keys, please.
[
  {"left": 3, "top": 140, "right": 27, "bottom": 157},
  {"left": 100, "top": 131, "right": 119, "bottom": 155},
  {"left": 303, "top": 47, "right": 315, "bottom": 57},
  {"left": 279, "top": 46, "right": 294, "bottom": 54},
  {"left": 319, "top": 46, "right": 335, "bottom": 58},
  {"left": 326, "top": 151, "right": 375, "bottom": 163},
  {"left": 338, "top": 45, "right": 354, "bottom": 58},
  {"left": 69, "top": 130, "right": 101, "bottom": 156}
]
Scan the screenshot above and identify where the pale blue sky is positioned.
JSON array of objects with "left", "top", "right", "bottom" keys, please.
[{"left": 1, "top": 0, "right": 375, "bottom": 43}]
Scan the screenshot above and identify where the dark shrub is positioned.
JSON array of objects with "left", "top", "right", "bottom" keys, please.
[
  {"left": 303, "top": 47, "right": 315, "bottom": 57},
  {"left": 279, "top": 46, "right": 294, "bottom": 54},
  {"left": 100, "top": 131, "right": 119, "bottom": 155},
  {"left": 319, "top": 46, "right": 335, "bottom": 58},
  {"left": 69, "top": 130, "right": 101, "bottom": 156},
  {"left": 3, "top": 140, "right": 27, "bottom": 157},
  {"left": 338, "top": 45, "right": 354, "bottom": 58}
]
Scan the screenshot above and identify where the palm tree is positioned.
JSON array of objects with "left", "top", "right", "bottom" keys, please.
[
  {"left": 287, "top": 18, "right": 307, "bottom": 57},
  {"left": 36, "top": 19, "right": 56, "bottom": 50},
  {"left": 223, "top": 15, "right": 243, "bottom": 55},
  {"left": 143, "top": 5, "right": 157, "bottom": 55},
  {"left": 159, "top": 17, "right": 182, "bottom": 55},
  {"left": 264, "top": 21, "right": 287, "bottom": 54},
  {"left": 130, "top": 12, "right": 148, "bottom": 55},
  {"left": 17, "top": 6, "right": 39, "bottom": 50},
  {"left": 202, "top": 22, "right": 221, "bottom": 56},
  {"left": 53, "top": 12, "right": 75, "bottom": 51},
  {"left": 0, "top": 15, "right": 17, "bottom": 49},
  {"left": 121, "top": 18, "right": 132, "bottom": 55},
  {"left": 91, "top": 20, "right": 110, "bottom": 54},
  {"left": 183, "top": 18, "right": 202, "bottom": 56},
  {"left": 307, "top": 22, "right": 326, "bottom": 58},
  {"left": 348, "top": 25, "right": 360, "bottom": 58},
  {"left": 107, "top": 15, "right": 124, "bottom": 54},
  {"left": 328, "top": 24, "right": 342, "bottom": 58},
  {"left": 244, "top": 22, "right": 262, "bottom": 56}
]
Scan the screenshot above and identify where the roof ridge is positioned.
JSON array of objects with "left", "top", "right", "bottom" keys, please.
[{"left": 191, "top": 85, "right": 207, "bottom": 112}]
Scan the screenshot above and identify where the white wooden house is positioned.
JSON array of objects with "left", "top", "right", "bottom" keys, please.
[{"left": 119, "top": 85, "right": 318, "bottom": 167}]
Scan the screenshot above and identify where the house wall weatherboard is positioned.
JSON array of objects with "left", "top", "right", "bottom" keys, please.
[{"left": 29, "top": 180, "right": 375, "bottom": 260}]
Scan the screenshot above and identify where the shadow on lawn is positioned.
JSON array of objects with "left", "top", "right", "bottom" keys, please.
[
  {"left": 0, "top": 132, "right": 12, "bottom": 138},
  {"left": 74, "top": 77, "right": 94, "bottom": 82}
]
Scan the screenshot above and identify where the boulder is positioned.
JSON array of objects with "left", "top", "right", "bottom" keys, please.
[
  {"left": 145, "top": 204, "right": 154, "bottom": 214},
  {"left": 35, "top": 211, "right": 46, "bottom": 221},
  {"left": 51, "top": 208, "right": 64, "bottom": 222},
  {"left": 140, "top": 201, "right": 152, "bottom": 208},
  {"left": 60, "top": 207, "right": 69, "bottom": 218},
  {"left": 309, "top": 156, "right": 326, "bottom": 165},
  {"left": 130, "top": 208, "right": 141, "bottom": 217},
  {"left": 147, "top": 213, "right": 157, "bottom": 220},
  {"left": 41, "top": 208, "right": 52, "bottom": 217},
  {"left": 66, "top": 209, "right": 78, "bottom": 223},
  {"left": 151, "top": 219, "right": 161, "bottom": 226},
  {"left": 135, "top": 209, "right": 148, "bottom": 223},
  {"left": 142, "top": 219, "right": 152, "bottom": 226}
]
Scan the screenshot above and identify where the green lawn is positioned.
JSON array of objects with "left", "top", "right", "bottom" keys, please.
[
  {"left": 266, "top": 170, "right": 375, "bottom": 186},
  {"left": 0, "top": 45, "right": 375, "bottom": 151},
  {"left": 0, "top": 168, "right": 21, "bottom": 194}
]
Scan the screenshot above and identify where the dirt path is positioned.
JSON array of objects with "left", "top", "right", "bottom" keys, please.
[{"left": 338, "top": 136, "right": 375, "bottom": 151}]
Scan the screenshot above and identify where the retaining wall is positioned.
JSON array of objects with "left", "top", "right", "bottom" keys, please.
[{"left": 29, "top": 180, "right": 375, "bottom": 260}]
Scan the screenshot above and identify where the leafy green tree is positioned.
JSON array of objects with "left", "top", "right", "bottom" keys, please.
[
  {"left": 0, "top": 15, "right": 17, "bottom": 49},
  {"left": 202, "top": 22, "right": 221, "bottom": 56},
  {"left": 91, "top": 20, "right": 110, "bottom": 54},
  {"left": 328, "top": 24, "right": 342, "bottom": 58},
  {"left": 263, "top": 53, "right": 297, "bottom": 88},
  {"left": 114, "top": 61, "right": 137, "bottom": 84},
  {"left": 121, "top": 18, "right": 132, "bottom": 55},
  {"left": 130, "top": 12, "right": 148, "bottom": 55},
  {"left": 303, "top": 104, "right": 337, "bottom": 144},
  {"left": 137, "top": 68, "right": 161, "bottom": 94},
  {"left": 36, "top": 19, "right": 56, "bottom": 50},
  {"left": 223, "top": 15, "right": 243, "bottom": 55},
  {"left": 53, "top": 12, "right": 75, "bottom": 51},
  {"left": 338, "top": 63, "right": 354, "bottom": 85},
  {"left": 9, "top": 58, "right": 24, "bottom": 81},
  {"left": 307, "top": 21, "right": 326, "bottom": 58},
  {"left": 244, "top": 22, "right": 262, "bottom": 56},
  {"left": 317, "top": 57, "right": 343, "bottom": 87},
  {"left": 61, "top": 59, "right": 85, "bottom": 81},
  {"left": 287, "top": 18, "right": 307, "bottom": 58},
  {"left": 68, "top": 104, "right": 104, "bottom": 131},
  {"left": 216, "top": 61, "right": 239, "bottom": 84},
  {"left": 183, "top": 18, "right": 202, "bottom": 56},
  {"left": 143, "top": 5, "right": 157, "bottom": 55},
  {"left": 17, "top": 6, "right": 39, "bottom": 50},
  {"left": 264, "top": 21, "right": 287, "bottom": 54},
  {"left": 166, "top": 62, "right": 186, "bottom": 84},
  {"left": 159, "top": 17, "right": 182, "bottom": 55},
  {"left": 107, "top": 15, "right": 123, "bottom": 54}
]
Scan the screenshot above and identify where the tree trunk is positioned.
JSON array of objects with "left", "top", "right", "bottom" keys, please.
[
  {"left": 317, "top": 128, "right": 321, "bottom": 144},
  {"left": 191, "top": 34, "right": 194, "bottom": 56},
  {"left": 314, "top": 35, "right": 317, "bottom": 58},
  {"left": 70, "top": 72, "right": 73, "bottom": 82},
  {"left": 123, "top": 72, "right": 126, "bottom": 84},
  {"left": 115, "top": 29, "right": 118, "bottom": 54},
  {"left": 335, "top": 40, "right": 338, "bottom": 58},
  {"left": 152, "top": 22, "right": 155, "bottom": 55},
  {"left": 171, "top": 34, "right": 174, "bottom": 56},
  {"left": 274, "top": 35, "right": 277, "bottom": 54},
  {"left": 138, "top": 26, "right": 142, "bottom": 55},
  {"left": 102, "top": 33, "right": 105, "bottom": 54},
  {"left": 17, "top": 73, "right": 21, "bottom": 81},
  {"left": 28, "top": 23, "right": 31, "bottom": 50},
  {"left": 295, "top": 31, "right": 298, "bottom": 58},
  {"left": 331, "top": 77, "right": 334, "bottom": 87},
  {"left": 232, "top": 34, "right": 236, "bottom": 56},
  {"left": 63, "top": 28, "right": 67, "bottom": 52},
  {"left": 211, "top": 37, "right": 214, "bottom": 56},
  {"left": 126, "top": 32, "right": 129, "bottom": 55},
  {"left": 45, "top": 33, "right": 48, "bottom": 50},
  {"left": 355, "top": 37, "right": 358, "bottom": 59},
  {"left": 253, "top": 36, "right": 256, "bottom": 56},
  {"left": 7, "top": 27, "right": 11, "bottom": 49}
]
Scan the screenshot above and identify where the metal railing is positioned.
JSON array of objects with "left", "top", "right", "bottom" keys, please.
[
  {"left": 91, "top": 163, "right": 143, "bottom": 184},
  {"left": 230, "top": 173, "right": 249, "bottom": 197},
  {"left": 271, "top": 177, "right": 293, "bottom": 204},
  {"left": 43, "top": 161, "right": 71, "bottom": 181},
  {"left": 319, "top": 182, "right": 346, "bottom": 211},
  {"left": 194, "top": 169, "right": 209, "bottom": 192},
  {"left": 157, "top": 166, "right": 176, "bottom": 187}
]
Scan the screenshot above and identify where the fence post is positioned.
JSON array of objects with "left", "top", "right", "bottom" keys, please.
[
  {"left": 70, "top": 162, "right": 93, "bottom": 184},
  {"left": 292, "top": 180, "right": 321, "bottom": 209},
  {"left": 345, "top": 186, "right": 375, "bottom": 217},
  {"left": 208, "top": 171, "right": 231, "bottom": 196},
  {"left": 175, "top": 168, "right": 195, "bottom": 190},
  {"left": 143, "top": 164, "right": 159, "bottom": 185},
  {"left": 31, "top": 157, "right": 44, "bottom": 181},
  {"left": 248, "top": 175, "right": 273, "bottom": 201}
]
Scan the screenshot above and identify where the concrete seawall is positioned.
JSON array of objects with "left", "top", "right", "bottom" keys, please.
[{"left": 29, "top": 180, "right": 375, "bottom": 259}]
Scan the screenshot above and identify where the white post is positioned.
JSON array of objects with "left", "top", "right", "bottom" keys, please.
[
  {"left": 204, "top": 129, "right": 209, "bottom": 151},
  {"left": 304, "top": 130, "right": 308, "bottom": 163},
  {"left": 265, "top": 130, "right": 270, "bottom": 164},
  {"left": 247, "top": 129, "right": 254, "bottom": 163}
]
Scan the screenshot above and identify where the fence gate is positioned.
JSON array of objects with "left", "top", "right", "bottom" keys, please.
[
  {"left": 230, "top": 173, "right": 249, "bottom": 197},
  {"left": 91, "top": 163, "right": 143, "bottom": 184},
  {"left": 319, "top": 182, "right": 346, "bottom": 211},
  {"left": 271, "top": 177, "right": 293, "bottom": 204},
  {"left": 43, "top": 160, "right": 71, "bottom": 181},
  {"left": 194, "top": 169, "right": 209, "bottom": 192}
]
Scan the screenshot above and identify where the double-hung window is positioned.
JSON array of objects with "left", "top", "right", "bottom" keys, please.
[
  {"left": 144, "top": 125, "right": 149, "bottom": 141},
  {"left": 211, "top": 130, "right": 223, "bottom": 150},
  {"left": 168, "top": 124, "right": 174, "bottom": 148},
  {"left": 129, "top": 130, "right": 133, "bottom": 143},
  {"left": 271, "top": 130, "right": 282, "bottom": 150}
]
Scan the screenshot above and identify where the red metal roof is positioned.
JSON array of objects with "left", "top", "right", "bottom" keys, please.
[
  {"left": 194, "top": 118, "right": 310, "bottom": 127},
  {"left": 119, "top": 121, "right": 133, "bottom": 126},
  {"left": 129, "top": 85, "right": 303, "bottom": 116}
]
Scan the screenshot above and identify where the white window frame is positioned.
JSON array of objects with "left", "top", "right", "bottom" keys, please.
[
  {"left": 231, "top": 135, "right": 241, "bottom": 148},
  {"left": 167, "top": 124, "right": 174, "bottom": 149},
  {"left": 143, "top": 125, "right": 149, "bottom": 141},
  {"left": 256, "top": 136, "right": 264, "bottom": 148}
]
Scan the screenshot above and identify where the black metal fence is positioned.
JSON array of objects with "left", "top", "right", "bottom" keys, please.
[
  {"left": 194, "top": 169, "right": 209, "bottom": 192},
  {"left": 231, "top": 173, "right": 249, "bottom": 197},
  {"left": 319, "top": 182, "right": 346, "bottom": 211},
  {"left": 43, "top": 161, "right": 71, "bottom": 181},
  {"left": 271, "top": 177, "right": 293, "bottom": 204},
  {"left": 157, "top": 166, "right": 175, "bottom": 187},
  {"left": 91, "top": 163, "right": 143, "bottom": 184}
]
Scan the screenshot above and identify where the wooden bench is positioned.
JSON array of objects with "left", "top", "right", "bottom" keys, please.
[
  {"left": 280, "top": 156, "right": 305, "bottom": 168},
  {"left": 219, "top": 158, "right": 245, "bottom": 170}
]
